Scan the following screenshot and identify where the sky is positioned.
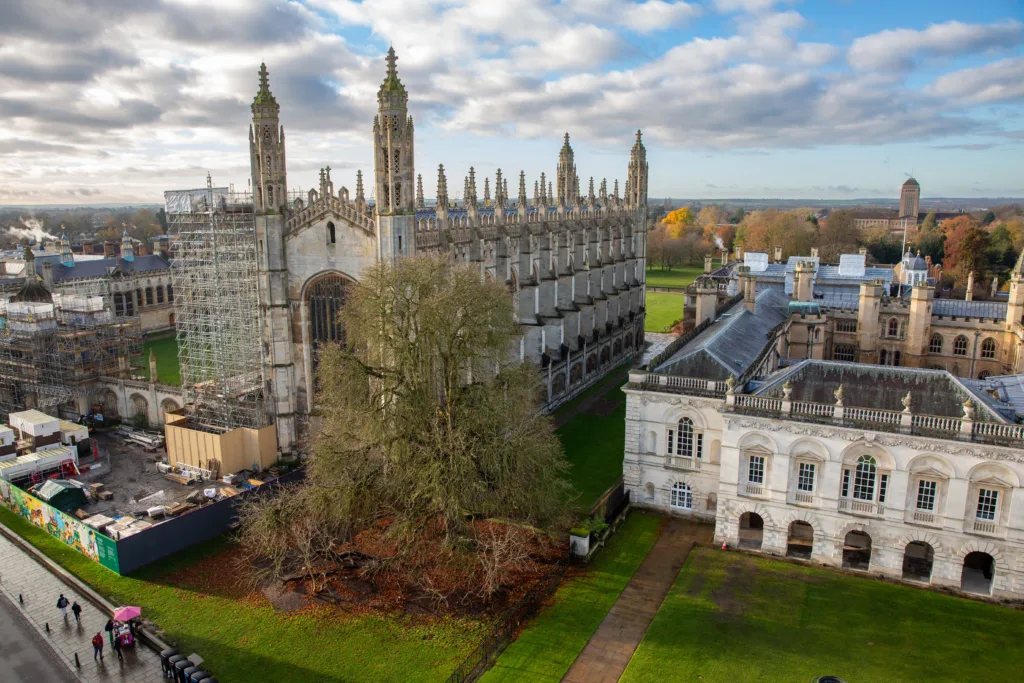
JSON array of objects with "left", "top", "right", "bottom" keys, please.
[{"left": 1, "top": 0, "right": 1022, "bottom": 205}]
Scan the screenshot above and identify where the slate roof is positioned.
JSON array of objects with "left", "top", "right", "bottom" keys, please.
[
  {"left": 932, "top": 298, "right": 1007, "bottom": 320},
  {"left": 654, "top": 288, "right": 788, "bottom": 379},
  {"left": 971, "top": 374, "right": 1024, "bottom": 421},
  {"left": 35, "top": 254, "right": 170, "bottom": 283}
]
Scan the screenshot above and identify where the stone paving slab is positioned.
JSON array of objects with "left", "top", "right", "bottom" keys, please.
[
  {"left": 562, "top": 519, "right": 713, "bottom": 683},
  {"left": 0, "top": 530, "right": 166, "bottom": 683}
]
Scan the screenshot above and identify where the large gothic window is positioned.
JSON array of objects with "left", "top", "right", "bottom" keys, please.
[{"left": 308, "top": 274, "right": 349, "bottom": 349}]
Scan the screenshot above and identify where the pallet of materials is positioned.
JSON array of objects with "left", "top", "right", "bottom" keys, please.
[{"left": 164, "top": 472, "right": 193, "bottom": 486}]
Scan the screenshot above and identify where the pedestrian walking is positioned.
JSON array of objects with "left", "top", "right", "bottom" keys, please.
[
  {"left": 56, "top": 594, "right": 69, "bottom": 619},
  {"left": 92, "top": 633, "right": 104, "bottom": 661},
  {"left": 112, "top": 633, "right": 123, "bottom": 662},
  {"left": 105, "top": 618, "right": 115, "bottom": 646},
  {"left": 71, "top": 601, "right": 82, "bottom": 625}
]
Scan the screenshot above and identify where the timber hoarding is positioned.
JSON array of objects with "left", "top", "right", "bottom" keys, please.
[{"left": 0, "top": 479, "right": 120, "bottom": 572}]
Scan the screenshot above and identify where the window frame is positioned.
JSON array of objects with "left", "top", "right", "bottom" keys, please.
[
  {"left": 666, "top": 417, "right": 703, "bottom": 461},
  {"left": 833, "top": 344, "right": 855, "bottom": 362},
  {"left": 953, "top": 335, "right": 968, "bottom": 356},
  {"left": 976, "top": 488, "right": 999, "bottom": 521},
  {"left": 929, "top": 334, "right": 942, "bottom": 354},
  {"left": 916, "top": 479, "right": 937, "bottom": 511},
  {"left": 748, "top": 455, "right": 765, "bottom": 485},
  {"left": 797, "top": 461, "right": 816, "bottom": 493},
  {"left": 670, "top": 482, "right": 693, "bottom": 510},
  {"left": 981, "top": 338, "right": 996, "bottom": 359}
]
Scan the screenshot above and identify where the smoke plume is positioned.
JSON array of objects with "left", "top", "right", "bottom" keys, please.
[{"left": 6, "top": 217, "right": 58, "bottom": 244}]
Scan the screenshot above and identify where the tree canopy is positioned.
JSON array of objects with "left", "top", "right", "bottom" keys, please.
[{"left": 240, "top": 254, "right": 572, "bottom": 603}]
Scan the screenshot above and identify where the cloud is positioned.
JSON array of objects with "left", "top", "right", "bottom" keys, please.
[
  {"left": 929, "top": 57, "right": 1024, "bottom": 104},
  {"left": 848, "top": 20, "right": 1022, "bottom": 71}
]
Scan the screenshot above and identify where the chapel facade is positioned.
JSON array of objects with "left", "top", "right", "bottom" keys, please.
[{"left": 249, "top": 52, "right": 649, "bottom": 451}]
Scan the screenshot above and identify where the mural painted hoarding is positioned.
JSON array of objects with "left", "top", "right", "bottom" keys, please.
[{"left": 0, "top": 479, "right": 120, "bottom": 573}]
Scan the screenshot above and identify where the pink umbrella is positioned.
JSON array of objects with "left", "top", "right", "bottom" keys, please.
[{"left": 113, "top": 606, "right": 141, "bottom": 621}]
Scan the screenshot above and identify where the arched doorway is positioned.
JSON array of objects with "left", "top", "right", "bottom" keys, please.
[
  {"left": 551, "top": 373, "right": 566, "bottom": 397},
  {"left": 842, "top": 531, "right": 872, "bottom": 570},
  {"left": 786, "top": 521, "right": 814, "bottom": 560},
  {"left": 95, "top": 389, "right": 119, "bottom": 419},
  {"left": 961, "top": 552, "right": 995, "bottom": 594},
  {"left": 738, "top": 512, "right": 764, "bottom": 550},
  {"left": 130, "top": 394, "right": 149, "bottom": 429},
  {"left": 902, "top": 542, "right": 934, "bottom": 582}
]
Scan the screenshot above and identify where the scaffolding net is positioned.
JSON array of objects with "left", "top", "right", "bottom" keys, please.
[{"left": 166, "top": 178, "right": 268, "bottom": 431}]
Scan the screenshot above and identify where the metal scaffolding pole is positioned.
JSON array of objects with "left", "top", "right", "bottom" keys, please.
[{"left": 166, "top": 176, "right": 268, "bottom": 431}]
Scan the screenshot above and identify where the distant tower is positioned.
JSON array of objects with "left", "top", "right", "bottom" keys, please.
[
  {"left": 372, "top": 47, "right": 415, "bottom": 260},
  {"left": 120, "top": 229, "right": 134, "bottom": 262},
  {"left": 900, "top": 178, "right": 920, "bottom": 219},
  {"left": 249, "top": 63, "right": 287, "bottom": 214},
  {"left": 59, "top": 230, "right": 74, "bottom": 267},
  {"left": 626, "top": 130, "right": 648, "bottom": 209},
  {"left": 556, "top": 133, "right": 579, "bottom": 206}
]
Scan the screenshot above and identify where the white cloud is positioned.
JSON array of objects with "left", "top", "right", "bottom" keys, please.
[
  {"left": 929, "top": 57, "right": 1024, "bottom": 104},
  {"left": 848, "top": 20, "right": 1022, "bottom": 71},
  {"left": 713, "top": 0, "right": 783, "bottom": 14}
]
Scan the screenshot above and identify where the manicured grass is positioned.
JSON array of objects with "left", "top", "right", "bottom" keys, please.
[
  {"left": 0, "top": 508, "right": 487, "bottom": 682},
  {"left": 644, "top": 292, "right": 685, "bottom": 333},
  {"left": 622, "top": 548, "right": 1024, "bottom": 683},
  {"left": 558, "top": 378, "right": 627, "bottom": 510},
  {"left": 645, "top": 266, "right": 702, "bottom": 289},
  {"left": 480, "top": 512, "right": 663, "bottom": 683},
  {"left": 142, "top": 334, "right": 181, "bottom": 386}
]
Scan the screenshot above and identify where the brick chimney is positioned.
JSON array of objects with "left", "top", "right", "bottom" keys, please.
[
  {"left": 81, "top": 240, "right": 94, "bottom": 255},
  {"left": 103, "top": 241, "right": 116, "bottom": 258},
  {"left": 136, "top": 241, "right": 149, "bottom": 257}
]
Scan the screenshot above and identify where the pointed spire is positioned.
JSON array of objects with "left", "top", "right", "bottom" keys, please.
[
  {"left": 378, "top": 46, "right": 407, "bottom": 103},
  {"left": 613, "top": 179, "right": 619, "bottom": 200},
  {"left": 548, "top": 181, "right": 553, "bottom": 204},
  {"left": 468, "top": 167, "right": 477, "bottom": 207},
  {"left": 600, "top": 178, "right": 607, "bottom": 202},
  {"left": 588, "top": 177, "right": 596, "bottom": 207},
  {"left": 252, "top": 63, "right": 278, "bottom": 109},
  {"left": 533, "top": 180, "right": 539, "bottom": 207},
  {"left": 121, "top": 225, "right": 134, "bottom": 262},
  {"left": 627, "top": 128, "right": 648, "bottom": 209},
  {"left": 503, "top": 177, "right": 508, "bottom": 205},
  {"left": 539, "top": 172, "right": 547, "bottom": 206},
  {"left": 436, "top": 164, "right": 448, "bottom": 210},
  {"left": 416, "top": 173, "right": 424, "bottom": 208},
  {"left": 355, "top": 170, "right": 365, "bottom": 204},
  {"left": 519, "top": 171, "right": 528, "bottom": 208},
  {"left": 59, "top": 228, "right": 73, "bottom": 267},
  {"left": 495, "top": 169, "right": 504, "bottom": 206},
  {"left": 484, "top": 177, "right": 491, "bottom": 206}
]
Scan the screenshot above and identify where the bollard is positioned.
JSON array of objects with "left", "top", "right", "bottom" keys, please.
[
  {"left": 45, "top": 622, "right": 50, "bottom": 633},
  {"left": 19, "top": 593, "right": 23, "bottom": 604},
  {"left": 75, "top": 653, "right": 80, "bottom": 668}
]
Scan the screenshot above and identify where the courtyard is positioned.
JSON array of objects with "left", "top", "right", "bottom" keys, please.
[{"left": 621, "top": 547, "right": 1024, "bottom": 682}]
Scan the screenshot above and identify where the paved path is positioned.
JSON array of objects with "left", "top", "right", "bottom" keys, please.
[
  {"left": 562, "top": 519, "right": 713, "bottom": 683},
  {"left": 0, "top": 530, "right": 165, "bottom": 683},
  {"left": 0, "top": 588, "right": 77, "bottom": 682}
]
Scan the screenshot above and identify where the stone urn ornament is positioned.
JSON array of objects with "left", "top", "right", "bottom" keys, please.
[
  {"left": 782, "top": 379, "right": 793, "bottom": 400},
  {"left": 833, "top": 384, "right": 844, "bottom": 407},
  {"left": 901, "top": 391, "right": 912, "bottom": 413}
]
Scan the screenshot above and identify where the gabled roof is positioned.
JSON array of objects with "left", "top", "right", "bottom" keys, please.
[
  {"left": 932, "top": 299, "right": 1007, "bottom": 320},
  {"left": 36, "top": 254, "right": 170, "bottom": 283},
  {"left": 654, "top": 288, "right": 788, "bottom": 379}
]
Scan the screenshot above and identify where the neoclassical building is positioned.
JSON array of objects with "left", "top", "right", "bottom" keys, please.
[
  {"left": 626, "top": 284, "right": 1024, "bottom": 598},
  {"left": 249, "top": 52, "right": 648, "bottom": 450}
]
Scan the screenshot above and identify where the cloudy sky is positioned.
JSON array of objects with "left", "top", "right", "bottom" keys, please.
[{"left": 1, "top": 0, "right": 1022, "bottom": 205}]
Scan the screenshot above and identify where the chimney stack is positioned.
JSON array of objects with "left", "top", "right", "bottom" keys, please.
[
  {"left": 966, "top": 271, "right": 974, "bottom": 301},
  {"left": 103, "top": 241, "right": 116, "bottom": 258}
]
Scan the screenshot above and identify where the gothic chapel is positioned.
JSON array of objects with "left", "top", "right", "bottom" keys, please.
[{"left": 250, "top": 50, "right": 649, "bottom": 451}]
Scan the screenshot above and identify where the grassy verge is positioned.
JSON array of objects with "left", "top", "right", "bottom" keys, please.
[
  {"left": 644, "top": 292, "right": 685, "bottom": 333},
  {"left": 480, "top": 512, "right": 663, "bottom": 683},
  {"left": 558, "top": 378, "right": 627, "bottom": 510},
  {"left": 645, "top": 267, "right": 702, "bottom": 289},
  {"left": 142, "top": 334, "right": 181, "bottom": 386},
  {"left": 0, "top": 507, "right": 486, "bottom": 682},
  {"left": 622, "top": 547, "right": 1024, "bottom": 682}
]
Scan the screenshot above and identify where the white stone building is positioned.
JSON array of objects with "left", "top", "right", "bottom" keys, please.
[{"left": 624, "top": 292, "right": 1024, "bottom": 598}]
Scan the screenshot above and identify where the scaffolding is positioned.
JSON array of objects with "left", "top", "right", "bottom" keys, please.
[
  {"left": 0, "top": 297, "right": 142, "bottom": 418},
  {"left": 166, "top": 177, "right": 268, "bottom": 431}
]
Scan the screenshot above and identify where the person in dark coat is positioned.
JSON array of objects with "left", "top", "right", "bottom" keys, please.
[
  {"left": 71, "top": 601, "right": 82, "bottom": 625},
  {"left": 112, "top": 633, "right": 124, "bottom": 662},
  {"left": 56, "top": 594, "right": 69, "bottom": 618},
  {"left": 105, "top": 618, "right": 115, "bottom": 646}
]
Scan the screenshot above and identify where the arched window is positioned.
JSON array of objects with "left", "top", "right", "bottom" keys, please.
[
  {"left": 145, "top": 287, "right": 154, "bottom": 306},
  {"left": 853, "top": 455, "right": 877, "bottom": 501},
  {"left": 667, "top": 417, "right": 702, "bottom": 460},
  {"left": 981, "top": 338, "right": 996, "bottom": 359},
  {"left": 156, "top": 286, "right": 165, "bottom": 304},
  {"left": 893, "top": 350, "right": 901, "bottom": 366},
  {"left": 167, "top": 284, "right": 174, "bottom": 302},
  {"left": 327, "top": 221, "right": 336, "bottom": 245},
  {"left": 879, "top": 349, "right": 887, "bottom": 365},
  {"left": 308, "top": 274, "right": 349, "bottom": 350},
  {"left": 929, "top": 334, "right": 942, "bottom": 354},
  {"left": 670, "top": 482, "right": 692, "bottom": 510},
  {"left": 953, "top": 336, "right": 968, "bottom": 356},
  {"left": 888, "top": 318, "right": 899, "bottom": 337}
]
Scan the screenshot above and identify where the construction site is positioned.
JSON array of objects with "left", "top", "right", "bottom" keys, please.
[
  {"left": 164, "top": 177, "right": 276, "bottom": 477},
  {"left": 0, "top": 289, "right": 142, "bottom": 420}
]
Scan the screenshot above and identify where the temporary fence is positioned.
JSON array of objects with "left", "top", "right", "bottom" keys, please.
[{"left": 0, "top": 470, "right": 304, "bottom": 575}]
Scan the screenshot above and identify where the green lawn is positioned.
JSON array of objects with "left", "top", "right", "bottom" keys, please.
[
  {"left": 480, "top": 512, "right": 663, "bottom": 683},
  {"left": 557, "top": 376, "right": 627, "bottom": 510},
  {"left": 622, "top": 548, "right": 1024, "bottom": 683},
  {"left": 645, "top": 266, "right": 702, "bottom": 289},
  {"left": 0, "top": 508, "right": 487, "bottom": 682},
  {"left": 142, "top": 334, "right": 181, "bottom": 385},
  {"left": 644, "top": 292, "right": 685, "bottom": 333}
]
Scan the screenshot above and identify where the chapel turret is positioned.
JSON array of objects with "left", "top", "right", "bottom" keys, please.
[
  {"left": 249, "top": 63, "right": 287, "bottom": 214},
  {"left": 625, "top": 130, "right": 648, "bottom": 209},
  {"left": 556, "top": 133, "right": 579, "bottom": 206},
  {"left": 373, "top": 47, "right": 415, "bottom": 216}
]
